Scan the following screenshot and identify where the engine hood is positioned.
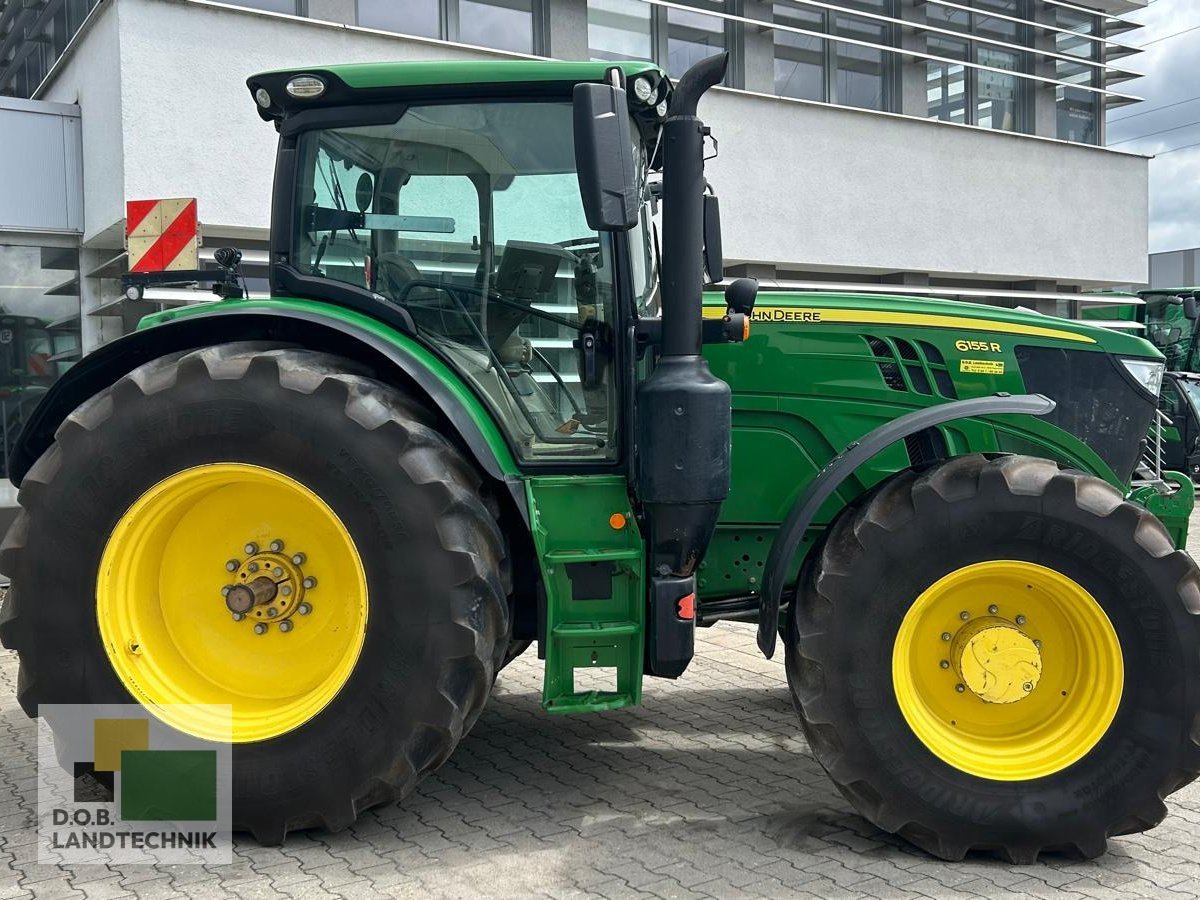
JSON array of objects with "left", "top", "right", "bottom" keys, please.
[{"left": 701, "top": 291, "right": 1164, "bottom": 360}]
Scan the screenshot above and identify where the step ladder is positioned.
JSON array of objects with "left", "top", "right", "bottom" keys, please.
[{"left": 525, "top": 477, "right": 645, "bottom": 714}]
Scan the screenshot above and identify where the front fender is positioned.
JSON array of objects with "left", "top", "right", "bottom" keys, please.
[
  {"left": 10, "top": 300, "right": 520, "bottom": 487},
  {"left": 757, "top": 393, "right": 1057, "bottom": 659}
]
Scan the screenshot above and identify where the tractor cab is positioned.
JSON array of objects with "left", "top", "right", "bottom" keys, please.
[
  {"left": 248, "top": 61, "right": 677, "bottom": 463},
  {"left": 1159, "top": 371, "right": 1200, "bottom": 477}
]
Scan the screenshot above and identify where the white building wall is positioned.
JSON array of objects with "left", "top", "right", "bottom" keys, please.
[{"left": 702, "top": 89, "right": 1150, "bottom": 287}]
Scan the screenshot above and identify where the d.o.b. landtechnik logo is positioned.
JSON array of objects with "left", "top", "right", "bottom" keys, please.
[{"left": 37, "top": 704, "right": 232, "bottom": 864}]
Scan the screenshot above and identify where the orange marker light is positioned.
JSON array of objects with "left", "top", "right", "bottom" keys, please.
[
  {"left": 743, "top": 316, "right": 751, "bottom": 341},
  {"left": 608, "top": 512, "right": 626, "bottom": 530}
]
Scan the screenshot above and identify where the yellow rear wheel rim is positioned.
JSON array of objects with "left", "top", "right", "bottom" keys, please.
[
  {"left": 892, "top": 560, "right": 1123, "bottom": 780},
  {"left": 97, "top": 463, "right": 368, "bottom": 743}
]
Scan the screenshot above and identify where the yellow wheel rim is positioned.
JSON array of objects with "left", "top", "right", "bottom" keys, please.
[
  {"left": 97, "top": 463, "right": 368, "bottom": 743},
  {"left": 892, "top": 560, "right": 1123, "bottom": 780}
]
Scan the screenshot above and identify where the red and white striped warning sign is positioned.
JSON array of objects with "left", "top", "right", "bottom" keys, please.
[{"left": 125, "top": 198, "right": 200, "bottom": 273}]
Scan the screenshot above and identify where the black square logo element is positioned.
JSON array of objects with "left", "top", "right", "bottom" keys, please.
[{"left": 72, "top": 762, "right": 114, "bottom": 803}]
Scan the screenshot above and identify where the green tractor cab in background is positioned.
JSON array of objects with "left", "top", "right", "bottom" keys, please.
[{"left": 2, "top": 56, "right": 1199, "bottom": 864}]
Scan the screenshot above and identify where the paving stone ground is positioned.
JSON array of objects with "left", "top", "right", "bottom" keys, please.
[{"left": 3, "top": 514, "right": 1200, "bottom": 898}]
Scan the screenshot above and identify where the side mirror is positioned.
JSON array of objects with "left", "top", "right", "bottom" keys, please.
[
  {"left": 573, "top": 82, "right": 638, "bottom": 232},
  {"left": 703, "top": 194, "right": 723, "bottom": 285},
  {"left": 1184, "top": 295, "right": 1199, "bottom": 321},
  {"left": 725, "top": 277, "right": 758, "bottom": 316}
]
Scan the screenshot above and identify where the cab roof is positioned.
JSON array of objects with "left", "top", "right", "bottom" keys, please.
[{"left": 248, "top": 59, "right": 667, "bottom": 123}]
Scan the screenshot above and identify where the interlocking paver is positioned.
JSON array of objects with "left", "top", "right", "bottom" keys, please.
[{"left": 6, "top": 518, "right": 1200, "bottom": 900}]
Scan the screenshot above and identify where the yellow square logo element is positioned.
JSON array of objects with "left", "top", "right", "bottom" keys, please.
[{"left": 94, "top": 718, "right": 149, "bottom": 772}]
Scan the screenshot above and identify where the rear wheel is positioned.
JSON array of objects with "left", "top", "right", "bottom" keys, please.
[
  {"left": 786, "top": 454, "right": 1200, "bottom": 862},
  {"left": 0, "top": 344, "right": 510, "bottom": 842}
]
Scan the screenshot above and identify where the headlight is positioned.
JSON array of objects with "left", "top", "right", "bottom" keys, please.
[
  {"left": 632, "top": 75, "right": 655, "bottom": 104},
  {"left": 1119, "top": 358, "right": 1165, "bottom": 398}
]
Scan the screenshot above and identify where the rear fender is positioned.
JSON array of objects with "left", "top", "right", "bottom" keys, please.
[{"left": 9, "top": 304, "right": 521, "bottom": 494}]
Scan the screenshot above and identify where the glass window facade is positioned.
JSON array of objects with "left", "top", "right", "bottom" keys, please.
[
  {"left": 588, "top": 0, "right": 654, "bottom": 61},
  {"left": 0, "top": 243, "right": 81, "bottom": 480},
  {"left": 1055, "top": 8, "right": 1100, "bottom": 145},
  {"left": 460, "top": 0, "right": 537, "bottom": 54},
  {"left": 770, "top": 2, "right": 895, "bottom": 109},
  {"left": 773, "top": 4, "right": 824, "bottom": 102},
  {"left": 925, "top": 0, "right": 1028, "bottom": 133},
  {"left": 357, "top": 0, "right": 538, "bottom": 53},
  {"left": 665, "top": 1, "right": 726, "bottom": 79},
  {"left": 357, "top": 0, "right": 440, "bottom": 38}
]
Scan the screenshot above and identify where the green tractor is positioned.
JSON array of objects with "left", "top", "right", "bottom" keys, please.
[
  {"left": 2, "top": 55, "right": 1199, "bottom": 863},
  {"left": 1085, "top": 287, "right": 1200, "bottom": 480}
]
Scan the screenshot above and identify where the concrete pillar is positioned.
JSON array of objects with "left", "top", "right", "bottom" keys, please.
[
  {"left": 897, "top": 0, "right": 927, "bottom": 118},
  {"left": 1030, "top": 2, "right": 1058, "bottom": 139},
  {"left": 741, "top": 1, "right": 775, "bottom": 95},
  {"left": 548, "top": 0, "right": 588, "bottom": 60},
  {"left": 306, "top": 0, "right": 355, "bottom": 26},
  {"left": 1013, "top": 279, "right": 1062, "bottom": 315}
]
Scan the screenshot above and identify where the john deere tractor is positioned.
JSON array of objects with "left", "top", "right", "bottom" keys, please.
[{"left": 2, "top": 54, "right": 1199, "bottom": 863}]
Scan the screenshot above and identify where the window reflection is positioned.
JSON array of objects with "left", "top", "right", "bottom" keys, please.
[
  {"left": 834, "top": 16, "right": 886, "bottom": 111},
  {"left": 773, "top": 4, "right": 825, "bottom": 101},
  {"left": 357, "top": 0, "right": 439, "bottom": 37},
  {"left": 0, "top": 245, "right": 81, "bottom": 480},
  {"left": 924, "top": 1, "right": 1026, "bottom": 134},
  {"left": 666, "top": 2, "right": 726, "bottom": 80},
  {"left": 460, "top": 0, "right": 535, "bottom": 54},
  {"left": 1055, "top": 8, "right": 1100, "bottom": 145},
  {"left": 589, "top": 0, "right": 654, "bottom": 61}
]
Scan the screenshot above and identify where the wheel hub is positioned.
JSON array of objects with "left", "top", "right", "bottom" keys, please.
[
  {"left": 223, "top": 540, "right": 317, "bottom": 631},
  {"left": 950, "top": 616, "right": 1042, "bottom": 704}
]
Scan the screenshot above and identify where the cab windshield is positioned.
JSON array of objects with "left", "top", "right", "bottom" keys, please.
[{"left": 292, "top": 100, "right": 621, "bottom": 461}]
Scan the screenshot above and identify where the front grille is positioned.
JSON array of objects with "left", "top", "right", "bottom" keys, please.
[
  {"left": 864, "top": 337, "right": 958, "bottom": 399},
  {"left": 1015, "top": 346, "right": 1156, "bottom": 482}
]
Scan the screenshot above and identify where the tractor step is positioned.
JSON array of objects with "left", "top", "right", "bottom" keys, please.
[{"left": 525, "top": 477, "right": 645, "bottom": 715}]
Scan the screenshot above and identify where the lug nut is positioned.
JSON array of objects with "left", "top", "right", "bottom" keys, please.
[
  {"left": 291, "top": 553, "right": 306, "bottom": 566},
  {"left": 988, "top": 604, "right": 998, "bottom": 615},
  {"left": 267, "top": 607, "right": 278, "bottom": 618},
  {"left": 1034, "top": 639, "right": 1042, "bottom": 648},
  {"left": 245, "top": 542, "right": 259, "bottom": 555},
  {"left": 298, "top": 602, "right": 312, "bottom": 615},
  {"left": 1016, "top": 615, "right": 1027, "bottom": 626},
  {"left": 248, "top": 562, "right": 259, "bottom": 573},
  {"left": 279, "top": 620, "right": 293, "bottom": 633},
  {"left": 232, "top": 612, "right": 244, "bottom": 622},
  {"left": 273, "top": 567, "right": 284, "bottom": 578},
  {"left": 955, "top": 684, "right": 966, "bottom": 693},
  {"left": 281, "top": 585, "right": 292, "bottom": 597},
  {"left": 269, "top": 539, "right": 284, "bottom": 552},
  {"left": 939, "top": 660, "right": 950, "bottom": 669},
  {"left": 959, "top": 611, "right": 970, "bottom": 621},
  {"left": 302, "top": 577, "right": 317, "bottom": 589},
  {"left": 941, "top": 632, "right": 951, "bottom": 642},
  {"left": 254, "top": 623, "right": 267, "bottom": 635},
  {"left": 221, "top": 585, "right": 232, "bottom": 596},
  {"left": 1023, "top": 682, "right": 1034, "bottom": 692},
  {"left": 226, "top": 559, "right": 240, "bottom": 572}
]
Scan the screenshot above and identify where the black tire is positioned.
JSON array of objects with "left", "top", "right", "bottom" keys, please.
[
  {"left": 786, "top": 453, "right": 1200, "bottom": 863},
  {"left": 499, "top": 639, "right": 533, "bottom": 672},
  {"left": 0, "top": 343, "right": 510, "bottom": 843}
]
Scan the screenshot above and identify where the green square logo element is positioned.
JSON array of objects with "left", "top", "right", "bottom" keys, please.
[{"left": 120, "top": 750, "right": 217, "bottom": 821}]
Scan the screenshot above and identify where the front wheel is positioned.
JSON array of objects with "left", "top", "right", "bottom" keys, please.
[
  {"left": 786, "top": 454, "right": 1200, "bottom": 862},
  {"left": 0, "top": 344, "right": 510, "bottom": 843}
]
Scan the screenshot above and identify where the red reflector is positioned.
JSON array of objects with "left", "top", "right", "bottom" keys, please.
[{"left": 677, "top": 593, "right": 696, "bottom": 620}]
